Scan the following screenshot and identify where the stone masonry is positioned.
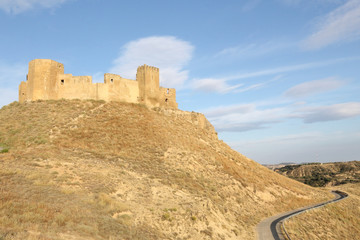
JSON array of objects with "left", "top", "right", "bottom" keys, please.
[{"left": 19, "top": 59, "right": 178, "bottom": 108}]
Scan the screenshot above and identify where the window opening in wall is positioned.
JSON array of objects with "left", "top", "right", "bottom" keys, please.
[
  {"left": 61, "top": 79, "right": 64, "bottom": 85},
  {"left": 165, "top": 98, "right": 168, "bottom": 102},
  {"left": 22, "top": 93, "right": 25, "bottom": 96},
  {"left": 111, "top": 79, "right": 113, "bottom": 83},
  {"left": 167, "top": 88, "right": 169, "bottom": 94},
  {"left": 26, "top": 75, "right": 28, "bottom": 80}
]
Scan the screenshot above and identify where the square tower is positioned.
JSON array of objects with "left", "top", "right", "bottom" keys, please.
[
  {"left": 136, "top": 64, "right": 160, "bottom": 107},
  {"left": 25, "top": 59, "right": 64, "bottom": 101}
]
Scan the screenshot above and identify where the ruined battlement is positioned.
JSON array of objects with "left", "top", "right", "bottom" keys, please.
[
  {"left": 19, "top": 59, "right": 178, "bottom": 109},
  {"left": 137, "top": 64, "right": 159, "bottom": 72}
]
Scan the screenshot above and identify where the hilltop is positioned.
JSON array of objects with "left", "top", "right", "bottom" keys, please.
[
  {"left": 275, "top": 161, "right": 360, "bottom": 187},
  {"left": 0, "top": 100, "right": 331, "bottom": 240}
]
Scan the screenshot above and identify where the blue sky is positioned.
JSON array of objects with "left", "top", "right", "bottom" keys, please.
[{"left": 0, "top": 0, "right": 359, "bottom": 164}]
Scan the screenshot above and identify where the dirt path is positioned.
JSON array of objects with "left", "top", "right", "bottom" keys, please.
[{"left": 256, "top": 190, "right": 348, "bottom": 240}]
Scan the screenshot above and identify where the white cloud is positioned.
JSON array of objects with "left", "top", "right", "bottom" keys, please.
[
  {"left": 191, "top": 77, "right": 271, "bottom": 94},
  {"left": 204, "top": 104, "right": 255, "bottom": 118},
  {"left": 234, "top": 82, "right": 268, "bottom": 93},
  {"left": 203, "top": 99, "right": 360, "bottom": 133},
  {"left": 215, "top": 41, "right": 294, "bottom": 59},
  {"left": 293, "top": 102, "right": 360, "bottom": 123},
  {"left": 277, "top": 0, "right": 346, "bottom": 7},
  {"left": 109, "top": 36, "right": 194, "bottom": 89},
  {"left": 0, "top": 0, "right": 69, "bottom": 14},
  {"left": 284, "top": 77, "right": 345, "bottom": 98},
  {"left": 191, "top": 56, "right": 358, "bottom": 93},
  {"left": 226, "top": 56, "right": 359, "bottom": 81},
  {"left": 302, "top": 0, "right": 360, "bottom": 49},
  {"left": 190, "top": 57, "right": 360, "bottom": 93},
  {"left": 203, "top": 103, "right": 286, "bottom": 132},
  {"left": 192, "top": 78, "right": 243, "bottom": 93}
]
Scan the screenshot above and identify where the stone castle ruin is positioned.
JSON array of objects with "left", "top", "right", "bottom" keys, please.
[{"left": 19, "top": 59, "right": 178, "bottom": 108}]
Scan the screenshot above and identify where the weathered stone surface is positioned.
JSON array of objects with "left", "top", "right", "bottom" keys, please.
[{"left": 19, "top": 59, "right": 178, "bottom": 108}]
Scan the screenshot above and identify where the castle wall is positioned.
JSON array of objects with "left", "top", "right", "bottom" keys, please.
[
  {"left": 57, "top": 74, "right": 96, "bottom": 100},
  {"left": 159, "top": 87, "right": 178, "bottom": 108},
  {"left": 103, "top": 74, "right": 139, "bottom": 103},
  {"left": 19, "top": 81, "right": 27, "bottom": 103},
  {"left": 19, "top": 59, "right": 178, "bottom": 109}
]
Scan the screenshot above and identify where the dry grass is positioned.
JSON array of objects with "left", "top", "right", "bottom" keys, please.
[
  {"left": 0, "top": 100, "right": 332, "bottom": 239},
  {"left": 0, "top": 154, "right": 160, "bottom": 240},
  {"left": 275, "top": 161, "right": 360, "bottom": 187},
  {"left": 284, "top": 183, "right": 360, "bottom": 240}
]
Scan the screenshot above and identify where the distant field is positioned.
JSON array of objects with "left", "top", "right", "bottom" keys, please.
[{"left": 274, "top": 161, "right": 360, "bottom": 187}]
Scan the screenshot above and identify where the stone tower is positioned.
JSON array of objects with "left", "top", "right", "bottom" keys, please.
[
  {"left": 19, "top": 59, "right": 64, "bottom": 101},
  {"left": 136, "top": 64, "right": 161, "bottom": 107}
]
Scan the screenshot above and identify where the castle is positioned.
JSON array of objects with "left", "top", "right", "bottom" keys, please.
[{"left": 19, "top": 59, "right": 178, "bottom": 108}]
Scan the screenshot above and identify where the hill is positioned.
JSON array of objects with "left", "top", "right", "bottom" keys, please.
[
  {"left": 0, "top": 100, "right": 332, "bottom": 240},
  {"left": 275, "top": 161, "right": 360, "bottom": 187},
  {"left": 284, "top": 183, "right": 360, "bottom": 239}
]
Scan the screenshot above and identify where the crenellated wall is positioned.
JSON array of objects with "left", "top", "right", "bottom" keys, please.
[{"left": 19, "top": 59, "right": 178, "bottom": 109}]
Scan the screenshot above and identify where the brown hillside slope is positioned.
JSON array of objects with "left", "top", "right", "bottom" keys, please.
[
  {"left": 0, "top": 100, "right": 332, "bottom": 240},
  {"left": 275, "top": 162, "right": 360, "bottom": 187},
  {"left": 284, "top": 183, "right": 360, "bottom": 240}
]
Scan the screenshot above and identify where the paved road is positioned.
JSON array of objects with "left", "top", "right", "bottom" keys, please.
[{"left": 256, "top": 190, "right": 348, "bottom": 240}]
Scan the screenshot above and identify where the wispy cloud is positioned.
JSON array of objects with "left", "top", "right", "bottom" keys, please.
[
  {"left": 277, "top": 0, "right": 346, "bottom": 8},
  {"left": 191, "top": 56, "right": 357, "bottom": 93},
  {"left": 204, "top": 104, "right": 255, "bottom": 118},
  {"left": 293, "top": 102, "right": 360, "bottom": 123},
  {"left": 302, "top": 0, "right": 360, "bottom": 49},
  {"left": 109, "top": 36, "right": 194, "bottom": 89},
  {"left": 0, "top": 0, "right": 69, "bottom": 14},
  {"left": 226, "top": 56, "right": 359, "bottom": 81},
  {"left": 284, "top": 77, "right": 346, "bottom": 98},
  {"left": 215, "top": 41, "right": 294, "bottom": 59},
  {"left": 233, "top": 75, "right": 284, "bottom": 93},
  {"left": 191, "top": 77, "right": 274, "bottom": 94},
  {"left": 203, "top": 103, "right": 286, "bottom": 132},
  {"left": 202, "top": 99, "right": 360, "bottom": 132},
  {"left": 192, "top": 78, "right": 244, "bottom": 93}
]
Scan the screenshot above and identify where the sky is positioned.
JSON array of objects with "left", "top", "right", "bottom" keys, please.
[{"left": 0, "top": 0, "right": 359, "bottom": 164}]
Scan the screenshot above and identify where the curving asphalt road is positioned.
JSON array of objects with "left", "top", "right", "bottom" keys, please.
[{"left": 256, "top": 190, "right": 348, "bottom": 240}]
